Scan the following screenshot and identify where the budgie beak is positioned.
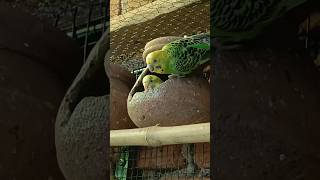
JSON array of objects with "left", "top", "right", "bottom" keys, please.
[{"left": 147, "top": 64, "right": 154, "bottom": 72}]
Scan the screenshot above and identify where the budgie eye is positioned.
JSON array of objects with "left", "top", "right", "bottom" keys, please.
[{"left": 153, "top": 59, "right": 157, "bottom": 63}]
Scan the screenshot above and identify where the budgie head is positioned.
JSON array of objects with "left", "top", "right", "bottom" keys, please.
[
  {"left": 142, "top": 75, "right": 163, "bottom": 91},
  {"left": 146, "top": 50, "right": 170, "bottom": 74}
]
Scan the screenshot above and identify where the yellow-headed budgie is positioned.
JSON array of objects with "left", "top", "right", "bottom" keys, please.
[{"left": 142, "top": 75, "right": 163, "bottom": 91}]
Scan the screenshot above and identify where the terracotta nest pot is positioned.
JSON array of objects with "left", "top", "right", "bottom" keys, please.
[
  {"left": 0, "top": 3, "right": 83, "bottom": 179},
  {"left": 127, "top": 69, "right": 210, "bottom": 128},
  {"left": 127, "top": 35, "right": 210, "bottom": 127},
  {"left": 105, "top": 51, "right": 137, "bottom": 130}
]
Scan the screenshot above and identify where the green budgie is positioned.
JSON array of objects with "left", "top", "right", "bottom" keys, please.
[
  {"left": 145, "top": 33, "right": 210, "bottom": 78},
  {"left": 142, "top": 75, "right": 163, "bottom": 91},
  {"left": 212, "top": 0, "right": 307, "bottom": 44}
]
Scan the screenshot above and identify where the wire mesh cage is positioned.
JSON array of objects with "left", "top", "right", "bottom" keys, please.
[
  {"left": 51, "top": 0, "right": 211, "bottom": 179},
  {"left": 48, "top": 0, "right": 320, "bottom": 179},
  {"left": 299, "top": 14, "right": 320, "bottom": 70},
  {"left": 111, "top": 144, "right": 210, "bottom": 180},
  {"left": 26, "top": 0, "right": 320, "bottom": 179},
  {"left": 110, "top": 0, "right": 210, "bottom": 72},
  {"left": 109, "top": 0, "right": 210, "bottom": 179},
  {"left": 55, "top": 0, "right": 109, "bottom": 62},
  {"left": 50, "top": 0, "right": 210, "bottom": 179}
]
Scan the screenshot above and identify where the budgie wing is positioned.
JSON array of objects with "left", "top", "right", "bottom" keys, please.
[{"left": 166, "top": 37, "right": 210, "bottom": 74}]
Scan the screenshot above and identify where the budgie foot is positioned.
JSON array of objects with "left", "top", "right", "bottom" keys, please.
[{"left": 168, "top": 74, "right": 185, "bottom": 79}]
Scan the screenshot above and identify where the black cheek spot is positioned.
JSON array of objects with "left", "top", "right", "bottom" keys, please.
[{"left": 156, "top": 66, "right": 161, "bottom": 69}]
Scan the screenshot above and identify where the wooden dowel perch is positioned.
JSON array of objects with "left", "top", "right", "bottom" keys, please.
[{"left": 110, "top": 122, "right": 210, "bottom": 147}]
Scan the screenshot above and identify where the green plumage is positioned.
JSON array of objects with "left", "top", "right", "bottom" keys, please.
[
  {"left": 146, "top": 33, "right": 210, "bottom": 76},
  {"left": 163, "top": 38, "right": 210, "bottom": 74},
  {"left": 164, "top": 33, "right": 210, "bottom": 75},
  {"left": 212, "top": 0, "right": 307, "bottom": 43}
]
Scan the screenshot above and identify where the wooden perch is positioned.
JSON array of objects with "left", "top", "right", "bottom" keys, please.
[{"left": 110, "top": 122, "right": 210, "bottom": 147}]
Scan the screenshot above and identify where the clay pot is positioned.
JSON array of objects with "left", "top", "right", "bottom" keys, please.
[
  {"left": 105, "top": 52, "right": 137, "bottom": 129},
  {"left": 0, "top": 3, "right": 81, "bottom": 180},
  {"left": 110, "top": 79, "right": 137, "bottom": 130},
  {"left": 213, "top": 48, "right": 320, "bottom": 180},
  {"left": 0, "top": 49, "right": 66, "bottom": 180},
  {"left": 127, "top": 75, "right": 210, "bottom": 128}
]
